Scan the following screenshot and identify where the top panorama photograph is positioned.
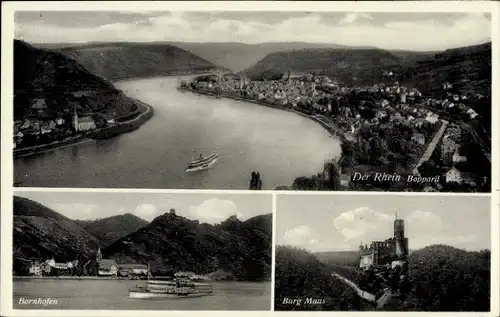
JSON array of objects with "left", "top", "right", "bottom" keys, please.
[{"left": 12, "top": 11, "right": 492, "bottom": 192}]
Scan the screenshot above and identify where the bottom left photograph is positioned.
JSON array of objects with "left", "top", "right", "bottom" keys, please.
[{"left": 11, "top": 190, "right": 272, "bottom": 311}]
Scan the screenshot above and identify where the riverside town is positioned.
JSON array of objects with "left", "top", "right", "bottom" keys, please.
[{"left": 179, "top": 67, "right": 491, "bottom": 192}]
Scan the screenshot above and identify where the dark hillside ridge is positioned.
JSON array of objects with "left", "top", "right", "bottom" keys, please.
[
  {"left": 13, "top": 196, "right": 102, "bottom": 271},
  {"left": 53, "top": 42, "right": 220, "bottom": 81},
  {"left": 400, "top": 42, "right": 491, "bottom": 95},
  {"left": 13, "top": 40, "right": 136, "bottom": 121},
  {"left": 102, "top": 213, "right": 272, "bottom": 280},
  {"left": 77, "top": 213, "right": 149, "bottom": 247},
  {"left": 243, "top": 47, "right": 403, "bottom": 85}
]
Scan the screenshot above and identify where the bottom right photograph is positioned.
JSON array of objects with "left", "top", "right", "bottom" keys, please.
[{"left": 274, "top": 194, "right": 491, "bottom": 312}]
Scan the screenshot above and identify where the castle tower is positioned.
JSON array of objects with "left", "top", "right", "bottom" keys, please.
[
  {"left": 96, "top": 247, "right": 102, "bottom": 263},
  {"left": 394, "top": 211, "right": 404, "bottom": 239},
  {"left": 73, "top": 104, "right": 79, "bottom": 132},
  {"left": 394, "top": 211, "right": 407, "bottom": 258},
  {"left": 169, "top": 208, "right": 176, "bottom": 215},
  {"left": 287, "top": 69, "right": 291, "bottom": 84}
]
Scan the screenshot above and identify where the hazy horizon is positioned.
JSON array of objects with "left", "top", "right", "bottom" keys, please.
[
  {"left": 276, "top": 195, "right": 491, "bottom": 252},
  {"left": 14, "top": 192, "right": 272, "bottom": 224},
  {"left": 15, "top": 11, "right": 491, "bottom": 51}
]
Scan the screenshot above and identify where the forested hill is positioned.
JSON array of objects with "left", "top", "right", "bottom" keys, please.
[
  {"left": 75, "top": 214, "right": 149, "bottom": 247},
  {"left": 13, "top": 196, "right": 102, "bottom": 272},
  {"left": 13, "top": 40, "right": 135, "bottom": 120},
  {"left": 276, "top": 244, "right": 490, "bottom": 311},
  {"left": 53, "top": 42, "right": 220, "bottom": 81},
  {"left": 399, "top": 42, "right": 491, "bottom": 96},
  {"left": 102, "top": 213, "right": 273, "bottom": 280},
  {"left": 242, "top": 48, "right": 403, "bottom": 85}
]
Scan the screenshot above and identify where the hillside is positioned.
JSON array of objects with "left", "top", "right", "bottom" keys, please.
[
  {"left": 13, "top": 40, "right": 137, "bottom": 121},
  {"left": 13, "top": 196, "right": 102, "bottom": 273},
  {"left": 400, "top": 244, "right": 491, "bottom": 311},
  {"left": 169, "top": 42, "right": 355, "bottom": 72},
  {"left": 400, "top": 42, "right": 491, "bottom": 95},
  {"left": 318, "top": 244, "right": 490, "bottom": 311},
  {"left": 102, "top": 213, "right": 272, "bottom": 280},
  {"left": 315, "top": 250, "right": 360, "bottom": 267},
  {"left": 55, "top": 42, "right": 220, "bottom": 81},
  {"left": 243, "top": 48, "right": 403, "bottom": 85},
  {"left": 76, "top": 214, "right": 148, "bottom": 247},
  {"left": 275, "top": 245, "right": 374, "bottom": 311}
]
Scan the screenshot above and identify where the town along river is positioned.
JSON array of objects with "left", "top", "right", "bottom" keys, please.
[
  {"left": 13, "top": 279, "right": 271, "bottom": 310},
  {"left": 14, "top": 76, "right": 341, "bottom": 189}
]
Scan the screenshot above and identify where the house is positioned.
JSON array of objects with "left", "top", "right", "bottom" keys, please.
[
  {"left": 76, "top": 116, "right": 96, "bottom": 132},
  {"left": 452, "top": 148, "right": 467, "bottom": 163},
  {"left": 445, "top": 167, "right": 462, "bottom": 183},
  {"left": 31, "top": 98, "right": 47, "bottom": 110},
  {"left": 118, "top": 264, "right": 149, "bottom": 277},
  {"left": 467, "top": 108, "right": 479, "bottom": 119},
  {"left": 425, "top": 114, "right": 439, "bottom": 124},
  {"left": 411, "top": 133, "right": 426, "bottom": 145},
  {"left": 98, "top": 259, "right": 118, "bottom": 276},
  {"left": 375, "top": 110, "right": 387, "bottom": 119},
  {"left": 443, "top": 82, "right": 453, "bottom": 90},
  {"left": 441, "top": 137, "right": 459, "bottom": 163},
  {"left": 29, "top": 263, "right": 42, "bottom": 276}
]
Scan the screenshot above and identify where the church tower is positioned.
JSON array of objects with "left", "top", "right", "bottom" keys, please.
[
  {"left": 96, "top": 247, "right": 102, "bottom": 263},
  {"left": 73, "top": 104, "right": 79, "bottom": 132},
  {"left": 394, "top": 211, "right": 407, "bottom": 259}
]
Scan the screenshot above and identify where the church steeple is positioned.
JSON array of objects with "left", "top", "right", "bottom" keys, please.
[
  {"left": 73, "top": 103, "right": 79, "bottom": 132},
  {"left": 96, "top": 247, "right": 102, "bottom": 262}
]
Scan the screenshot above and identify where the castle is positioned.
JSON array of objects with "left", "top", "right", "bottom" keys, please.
[{"left": 359, "top": 212, "right": 409, "bottom": 269}]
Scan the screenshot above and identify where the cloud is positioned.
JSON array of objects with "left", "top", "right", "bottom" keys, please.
[
  {"left": 134, "top": 204, "right": 158, "bottom": 221},
  {"left": 338, "top": 13, "right": 374, "bottom": 25},
  {"left": 334, "top": 207, "right": 393, "bottom": 243},
  {"left": 52, "top": 203, "right": 100, "bottom": 220},
  {"left": 14, "top": 12, "right": 490, "bottom": 51},
  {"left": 283, "top": 225, "right": 350, "bottom": 252},
  {"left": 188, "top": 198, "right": 242, "bottom": 224}
]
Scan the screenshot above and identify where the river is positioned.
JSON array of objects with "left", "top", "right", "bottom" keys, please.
[
  {"left": 13, "top": 279, "right": 271, "bottom": 310},
  {"left": 14, "top": 76, "right": 342, "bottom": 189}
]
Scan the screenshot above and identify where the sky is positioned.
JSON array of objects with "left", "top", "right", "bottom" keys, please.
[
  {"left": 14, "top": 11, "right": 491, "bottom": 51},
  {"left": 14, "top": 191, "right": 272, "bottom": 224},
  {"left": 276, "top": 194, "right": 491, "bottom": 252}
]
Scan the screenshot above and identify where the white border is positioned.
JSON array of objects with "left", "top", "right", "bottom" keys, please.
[{"left": 2, "top": 1, "right": 499, "bottom": 317}]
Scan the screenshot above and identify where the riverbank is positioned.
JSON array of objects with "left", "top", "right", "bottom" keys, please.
[
  {"left": 13, "top": 135, "right": 92, "bottom": 159},
  {"left": 115, "top": 69, "right": 228, "bottom": 84},
  {"left": 13, "top": 98, "right": 154, "bottom": 159}
]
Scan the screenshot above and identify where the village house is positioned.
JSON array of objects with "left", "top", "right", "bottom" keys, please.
[
  {"left": 98, "top": 259, "right": 118, "bottom": 276},
  {"left": 445, "top": 166, "right": 462, "bottom": 183},
  {"left": 452, "top": 147, "right": 467, "bottom": 163},
  {"left": 29, "top": 263, "right": 43, "bottom": 276},
  {"left": 445, "top": 167, "right": 477, "bottom": 186},
  {"left": 75, "top": 116, "right": 96, "bottom": 132},
  {"left": 411, "top": 133, "right": 426, "bottom": 145},
  {"left": 118, "top": 264, "right": 149, "bottom": 277},
  {"left": 441, "top": 136, "right": 459, "bottom": 164}
]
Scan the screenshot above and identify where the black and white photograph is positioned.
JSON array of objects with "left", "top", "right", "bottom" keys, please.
[
  {"left": 11, "top": 9, "right": 493, "bottom": 192},
  {"left": 274, "top": 194, "right": 492, "bottom": 311},
  {"left": 12, "top": 191, "right": 272, "bottom": 310}
]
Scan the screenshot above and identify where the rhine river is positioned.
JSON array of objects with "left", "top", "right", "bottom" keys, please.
[
  {"left": 14, "top": 76, "right": 342, "bottom": 189},
  {"left": 13, "top": 279, "right": 270, "bottom": 310}
]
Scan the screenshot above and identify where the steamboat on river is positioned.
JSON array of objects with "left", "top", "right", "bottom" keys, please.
[
  {"left": 186, "top": 153, "right": 219, "bottom": 172},
  {"left": 129, "top": 271, "right": 213, "bottom": 299}
]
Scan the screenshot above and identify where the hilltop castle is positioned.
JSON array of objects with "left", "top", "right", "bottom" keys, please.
[{"left": 359, "top": 212, "right": 409, "bottom": 270}]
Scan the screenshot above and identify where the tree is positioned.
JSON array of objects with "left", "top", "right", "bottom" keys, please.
[{"left": 249, "top": 171, "right": 263, "bottom": 190}]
